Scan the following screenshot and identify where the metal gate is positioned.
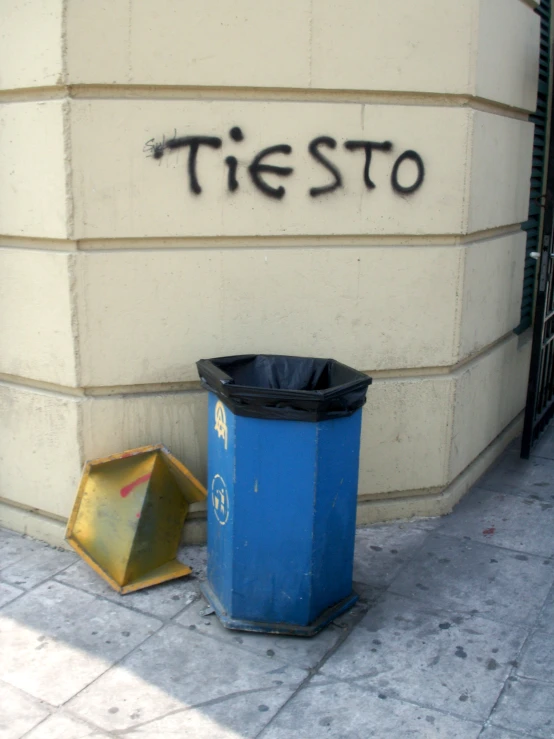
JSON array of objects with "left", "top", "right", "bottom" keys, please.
[
  {"left": 521, "top": 0, "right": 552, "bottom": 458},
  {"left": 521, "top": 183, "right": 554, "bottom": 457}
]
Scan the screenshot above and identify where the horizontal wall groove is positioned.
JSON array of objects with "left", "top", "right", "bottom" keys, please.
[
  {"left": 0, "top": 87, "right": 67, "bottom": 102},
  {"left": 0, "top": 375, "right": 203, "bottom": 399},
  {"left": 0, "top": 331, "right": 530, "bottom": 400},
  {"left": 0, "top": 85, "right": 532, "bottom": 120},
  {"left": 0, "top": 236, "right": 77, "bottom": 251},
  {"left": 0, "top": 225, "right": 523, "bottom": 253},
  {"left": 0, "top": 496, "right": 66, "bottom": 524},
  {"left": 357, "top": 485, "right": 443, "bottom": 503}
]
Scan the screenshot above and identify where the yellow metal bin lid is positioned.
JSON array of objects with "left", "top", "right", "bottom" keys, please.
[{"left": 65, "top": 444, "right": 206, "bottom": 594}]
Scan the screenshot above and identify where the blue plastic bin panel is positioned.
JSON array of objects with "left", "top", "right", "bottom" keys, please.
[
  {"left": 206, "top": 392, "right": 362, "bottom": 629},
  {"left": 206, "top": 394, "right": 237, "bottom": 614},
  {"left": 309, "top": 409, "right": 361, "bottom": 623}
]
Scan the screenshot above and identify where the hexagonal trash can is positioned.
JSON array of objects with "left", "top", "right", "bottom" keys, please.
[{"left": 196, "top": 355, "right": 372, "bottom": 636}]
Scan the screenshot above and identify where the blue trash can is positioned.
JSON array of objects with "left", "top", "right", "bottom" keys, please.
[{"left": 196, "top": 355, "right": 372, "bottom": 636}]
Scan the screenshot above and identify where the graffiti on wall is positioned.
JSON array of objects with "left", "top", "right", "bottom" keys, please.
[{"left": 143, "top": 127, "right": 425, "bottom": 200}]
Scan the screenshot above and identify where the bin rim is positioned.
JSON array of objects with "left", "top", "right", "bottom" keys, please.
[{"left": 196, "top": 354, "right": 372, "bottom": 421}]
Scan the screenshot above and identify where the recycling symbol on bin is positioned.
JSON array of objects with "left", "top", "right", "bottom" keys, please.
[
  {"left": 214, "top": 401, "right": 228, "bottom": 450},
  {"left": 211, "top": 474, "right": 229, "bottom": 525}
]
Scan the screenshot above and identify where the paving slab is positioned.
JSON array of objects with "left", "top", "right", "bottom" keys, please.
[
  {"left": 22, "top": 713, "right": 112, "bottom": 739},
  {"left": 530, "top": 430, "right": 554, "bottom": 461},
  {"left": 67, "top": 623, "right": 307, "bottom": 732},
  {"left": 479, "top": 726, "right": 534, "bottom": 739},
  {"left": 435, "top": 487, "right": 554, "bottom": 557},
  {"left": 0, "top": 582, "right": 23, "bottom": 608},
  {"left": 55, "top": 559, "right": 201, "bottom": 620},
  {"left": 319, "top": 592, "right": 526, "bottom": 721},
  {"left": 178, "top": 545, "right": 208, "bottom": 580},
  {"left": 261, "top": 680, "right": 482, "bottom": 739},
  {"left": 478, "top": 450, "right": 554, "bottom": 499},
  {"left": 537, "top": 585, "right": 554, "bottom": 634},
  {"left": 516, "top": 630, "right": 554, "bottom": 683},
  {"left": 0, "top": 528, "right": 47, "bottom": 571},
  {"left": 389, "top": 534, "right": 554, "bottom": 626},
  {"left": 353, "top": 522, "right": 431, "bottom": 590},
  {"left": 488, "top": 677, "right": 554, "bottom": 739},
  {"left": 330, "top": 596, "right": 372, "bottom": 630},
  {"left": 0, "top": 580, "right": 161, "bottom": 705},
  {"left": 175, "top": 595, "right": 342, "bottom": 670},
  {"left": 124, "top": 687, "right": 296, "bottom": 739},
  {"left": 0, "top": 546, "right": 77, "bottom": 590},
  {"left": 0, "top": 680, "right": 50, "bottom": 739}
]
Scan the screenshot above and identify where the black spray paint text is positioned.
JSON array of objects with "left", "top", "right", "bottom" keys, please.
[{"left": 143, "top": 127, "right": 425, "bottom": 200}]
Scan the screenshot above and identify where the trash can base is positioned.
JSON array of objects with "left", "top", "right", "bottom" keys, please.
[{"left": 200, "top": 582, "right": 358, "bottom": 637}]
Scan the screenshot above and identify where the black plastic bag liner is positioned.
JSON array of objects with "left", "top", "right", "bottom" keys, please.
[{"left": 196, "top": 354, "right": 372, "bottom": 421}]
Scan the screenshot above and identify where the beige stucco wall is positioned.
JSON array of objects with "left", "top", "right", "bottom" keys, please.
[
  {"left": 0, "top": 101, "right": 69, "bottom": 239},
  {"left": 0, "top": 0, "right": 64, "bottom": 91},
  {"left": 0, "top": 0, "right": 541, "bottom": 546}
]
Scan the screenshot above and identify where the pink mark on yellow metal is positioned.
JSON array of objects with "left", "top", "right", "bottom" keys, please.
[{"left": 120, "top": 473, "right": 152, "bottom": 498}]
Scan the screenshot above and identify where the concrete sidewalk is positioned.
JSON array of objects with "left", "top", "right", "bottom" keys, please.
[{"left": 1, "top": 431, "right": 554, "bottom": 739}]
